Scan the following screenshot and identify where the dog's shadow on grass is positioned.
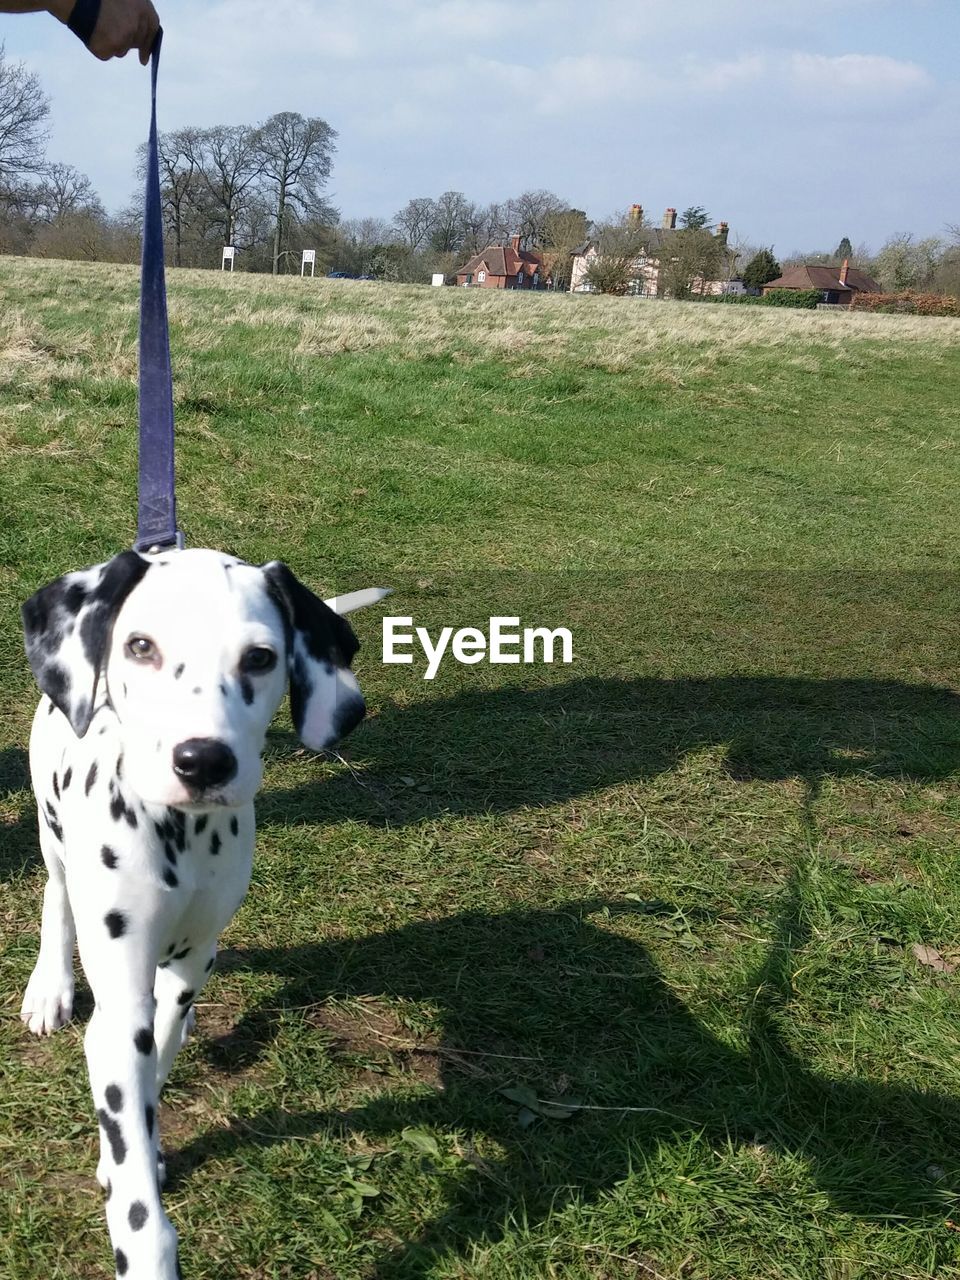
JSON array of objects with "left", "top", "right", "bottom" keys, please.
[
  {"left": 178, "top": 674, "right": 960, "bottom": 1272},
  {"left": 261, "top": 674, "right": 960, "bottom": 828},
  {"left": 0, "top": 745, "right": 38, "bottom": 880},
  {"left": 174, "top": 884, "right": 960, "bottom": 1276}
]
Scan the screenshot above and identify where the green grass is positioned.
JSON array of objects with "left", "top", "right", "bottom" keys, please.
[{"left": 3, "top": 257, "right": 960, "bottom": 1278}]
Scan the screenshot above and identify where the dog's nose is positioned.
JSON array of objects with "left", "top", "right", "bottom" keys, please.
[{"left": 172, "top": 738, "right": 237, "bottom": 791}]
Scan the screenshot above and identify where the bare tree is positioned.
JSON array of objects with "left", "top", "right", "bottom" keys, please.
[
  {"left": 541, "top": 207, "right": 588, "bottom": 290},
  {"left": 872, "top": 232, "right": 943, "bottom": 292},
  {"left": 35, "top": 162, "right": 103, "bottom": 221},
  {"left": 657, "top": 228, "right": 723, "bottom": 299},
  {"left": 509, "top": 189, "right": 568, "bottom": 248},
  {"left": 0, "top": 43, "right": 49, "bottom": 187},
  {"left": 393, "top": 196, "right": 436, "bottom": 252},
  {"left": 582, "top": 216, "right": 650, "bottom": 295},
  {"left": 185, "top": 124, "right": 262, "bottom": 248},
  {"left": 429, "top": 190, "right": 470, "bottom": 253},
  {"left": 253, "top": 112, "right": 337, "bottom": 274}
]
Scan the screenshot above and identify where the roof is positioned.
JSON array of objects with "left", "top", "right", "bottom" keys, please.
[
  {"left": 573, "top": 226, "right": 733, "bottom": 261},
  {"left": 458, "top": 241, "right": 543, "bottom": 278},
  {"left": 764, "top": 264, "right": 881, "bottom": 293}
]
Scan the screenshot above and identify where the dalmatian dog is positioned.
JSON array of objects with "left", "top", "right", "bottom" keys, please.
[{"left": 19, "top": 547, "right": 387, "bottom": 1280}]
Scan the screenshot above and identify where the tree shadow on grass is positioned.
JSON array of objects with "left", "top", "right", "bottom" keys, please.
[
  {"left": 170, "top": 882, "right": 960, "bottom": 1276},
  {"left": 260, "top": 675, "right": 960, "bottom": 829}
]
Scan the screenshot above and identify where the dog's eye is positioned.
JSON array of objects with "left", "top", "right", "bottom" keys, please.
[
  {"left": 125, "top": 635, "right": 158, "bottom": 663},
  {"left": 240, "top": 646, "right": 277, "bottom": 674}
]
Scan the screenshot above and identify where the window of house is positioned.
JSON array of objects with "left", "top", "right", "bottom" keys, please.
[
  {"left": 477, "top": 270, "right": 486, "bottom": 283},
  {"left": 517, "top": 271, "right": 524, "bottom": 284}
]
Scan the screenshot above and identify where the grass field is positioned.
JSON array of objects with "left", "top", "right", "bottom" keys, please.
[{"left": 3, "top": 256, "right": 960, "bottom": 1279}]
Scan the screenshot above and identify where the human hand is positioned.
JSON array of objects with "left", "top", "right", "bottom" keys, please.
[{"left": 48, "top": 0, "right": 160, "bottom": 64}]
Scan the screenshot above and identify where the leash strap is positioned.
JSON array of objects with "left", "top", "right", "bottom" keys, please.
[
  {"left": 135, "top": 31, "right": 182, "bottom": 553},
  {"left": 67, "top": 0, "right": 100, "bottom": 46}
]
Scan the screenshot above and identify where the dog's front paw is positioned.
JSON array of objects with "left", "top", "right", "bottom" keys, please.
[{"left": 20, "top": 968, "right": 74, "bottom": 1036}]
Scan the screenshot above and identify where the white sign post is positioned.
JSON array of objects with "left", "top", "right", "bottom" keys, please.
[
  {"left": 221, "top": 246, "right": 236, "bottom": 271},
  {"left": 301, "top": 249, "right": 316, "bottom": 278},
  {"left": 431, "top": 273, "right": 445, "bottom": 287}
]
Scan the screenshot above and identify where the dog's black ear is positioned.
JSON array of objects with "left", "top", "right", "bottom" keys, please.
[
  {"left": 22, "top": 551, "right": 150, "bottom": 737},
  {"left": 261, "top": 561, "right": 365, "bottom": 750}
]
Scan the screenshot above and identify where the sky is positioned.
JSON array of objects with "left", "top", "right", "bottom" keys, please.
[{"left": 2, "top": 0, "right": 958, "bottom": 254}]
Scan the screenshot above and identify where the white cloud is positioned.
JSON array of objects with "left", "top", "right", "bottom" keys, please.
[{"left": 789, "top": 52, "right": 932, "bottom": 96}]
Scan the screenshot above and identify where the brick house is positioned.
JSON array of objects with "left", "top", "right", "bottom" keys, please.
[
  {"left": 762, "top": 260, "right": 880, "bottom": 306},
  {"left": 456, "top": 235, "right": 544, "bottom": 289},
  {"left": 569, "top": 205, "right": 734, "bottom": 297}
]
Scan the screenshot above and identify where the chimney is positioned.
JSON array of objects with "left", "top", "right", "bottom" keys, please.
[
  {"left": 662, "top": 207, "right": 677, "bottom": 230},
  {"left": 839, "top": 258, "right": 850, "bottom": 286},
  {"left": 629, "top": 204, "right": 643, "bottom": 225},
  {"left": 716, "top": 221, "right": 729, "bottom": 246},
  {"left": 511, "top": 234, "right": 521, "bottom": 254}
]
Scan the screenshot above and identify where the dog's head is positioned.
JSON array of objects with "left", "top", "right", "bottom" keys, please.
[{"left": 22, "top": 548, "right": 387, "bottom": 809}]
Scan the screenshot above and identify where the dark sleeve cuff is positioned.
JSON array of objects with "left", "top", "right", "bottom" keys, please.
[{"left": 67, "top": 0, "right": 102, "bottom": 47}]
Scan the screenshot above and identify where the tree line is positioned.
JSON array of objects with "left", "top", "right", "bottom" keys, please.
[{"left": 2, "top": 45, "right": 959, "bottom": 297}]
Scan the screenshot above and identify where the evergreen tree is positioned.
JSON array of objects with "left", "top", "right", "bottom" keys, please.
[
  {"left": 679, "top": 205, "right": 710, "bottom": 230},
  {"left": 835, "top": 236, "right": 853, "bottom": 261},
  {"left": 742, "top": 247, "right": 781, "bottom": 290}
]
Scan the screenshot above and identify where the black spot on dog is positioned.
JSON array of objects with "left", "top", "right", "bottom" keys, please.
[
  {"left": 166, "top": 943, "right": 175, "bottom": 956},
  {"left": 128, "top": 1201, "right": 148, "bottom": 1231},
  {"left": 230, "top": 815, "right": 239, "bottom": 837},
  {"left": 210, "top": 831, "right": 221, "bottom": 856},
  {"left": 52, "top": 772, "right": 60, "bottom": 800},
  {"left": 145, "top": 1104, "right": 155, "bottom": 1137},
  {"left": 97, "top": 1109, "right": 127, "bottom": 1164},
  {"left": 115, "top": 1247, "right": 128, "bottom": 1276},
  {"left": 172, "top": 946, "right": 191, "bottom": 961},
  {"left": 163, "top": 867, "right": 179, "bottom": 889},
  {"left": 169, "top": 810, "right": 186, "bottom": 852},
  {"left": 104, "top": 1178, "right": 112, "bottom": 1200},
  {"left": 194, "top": 814, "right": 208, "bottom": 835},
  {"left": 104, "top": 911, "right": 126, "bottom": 939},
  {"left": 177, "top": 988, "right": 194, "bottom": 1006},
  {"left": 85, "top": 761, "right": 98, "bottom": 795},
  {"left": 220, "top": 681, "right": 228, "bottom": 697},
  {"left": 64, "top": 582, "right": 86, "bottom": 613},
  {"left": 164, "top": 841, "right": 177, "bottom": 865},
  {"left": 134, "top": 1027, "right": 154, "bottom": 1055},
  {"left": 116, "top": 754, "right": 123, "bottom": 781},
  {"left": 62, "top": 767, "right": 72, "bottom": 790},
  {"left": 205, "top": 956, "right": 215, "bottom": 973},
  {"left": 99, "top": 723, "right": 108, "bottom": 736},
  {"left": 192, "top": 686, "right": 202, "bottom": 696},
  {"left": 47, "top": 699, "right": 56, "bottom": 716},
  {"left": 105, "top": 1084, "right": 123, "bottom": 1113},
  {"left": 239, "top": 675, "right": 254, "bottom": 706},
  {"left": 44, "top": 664, "right": 70, "bottom": 709},
  {"left": 45, "top": 800, "right": 58, "bottom": 821},
  {"left": 101, "top": 845, "right": 118, "bottom": 869},
  {"left": 174, "top": 663, "right": 184, "bottom": 679},
  {"left": 109, "top": 793, "right": 125, "bottom": 823}
]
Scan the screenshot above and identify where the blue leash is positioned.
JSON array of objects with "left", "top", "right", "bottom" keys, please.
[
  {"left": 66, "top": 6, "right": 180, "bottom": 551},
  {"left": 135, "top": 32, "right": 182, "bottom": 553}
]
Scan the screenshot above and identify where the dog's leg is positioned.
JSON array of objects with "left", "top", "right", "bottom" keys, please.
[
  {"left": 75, "top": 906, "right": 181, "bottom": 1279},
  {"left": 154, "top": 943, "right": 217, "bottom": 1089},
  {"left": 20, "top": 814, "right": 76, "bottom": 1036}
]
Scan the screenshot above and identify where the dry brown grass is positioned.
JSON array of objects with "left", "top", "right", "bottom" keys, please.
[{"left": 2, "top": 255, "right": 958, "bottom": 395}]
